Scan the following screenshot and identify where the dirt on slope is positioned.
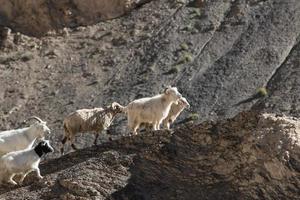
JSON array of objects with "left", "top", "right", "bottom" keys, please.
[
  {"left": 0, "top": 0, "right": 299, "bottom": 156},
  {"left": 0, "top": 0, "right": 299, "bottom": 199}
]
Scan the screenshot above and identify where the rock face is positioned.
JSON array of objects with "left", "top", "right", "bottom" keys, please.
[
  {"left": 253, "top": 40, "right": 300, "bottom": 117},
  {"left": 0, "top": 0, "right": 150, "bottom": 36},
  {"left": 112, "top": 112, "right": 300, "bottom": 200},
  {"left": 0, "top": 0, "right": 299, "bottom": 199},
  {"left": 0, "top": 111, "right": 299, "bottom": 199},
  {"left": 0, "top": 0, "right": 299, "bottom": 146}
]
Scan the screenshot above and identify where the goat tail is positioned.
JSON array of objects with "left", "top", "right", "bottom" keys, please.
[{"left": 111, "top": 102, "right": 128, "bottom": 113}]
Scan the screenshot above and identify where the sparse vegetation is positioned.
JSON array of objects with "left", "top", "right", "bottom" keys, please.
[
  {"left": 182, "top": 24, "right": 194, "bottom": 32},
  {"left": 178, "top": 52, "right": 193, "bottom": 64},
  {"left": 234, "top": 87, "right": 269, "bottom": 107},
  {"left": 183, "top": 53, "right": 193, "bottom": 62},
  {"left": 163, "top": 65, "right": 181, "bottom": 75},
  {"left": 174, "top": 52, "right": 193, "bottom": 66},
  {"left": 190, "top": 8, "right": 201, "bottom": 18},
  {"left": 170, "top": 65, "right": 181, "bottom": 74},
  {"left": 187, "top": 113, "right": 199, "bottom": 121},
  {"left": 180, "top": 43, "right": 189, "bottom": 50},
  {"left": 257, "top": 87, "right": 268, "bottom": 97},
  {"left": 175, "top": 0, "right": 186, "bottom": 5}
]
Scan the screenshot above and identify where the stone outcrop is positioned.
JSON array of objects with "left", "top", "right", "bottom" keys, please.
[
  {"left": 0, "top": 0, "right": 299, "bottom": 199},
  {"left": 0, "top": 0, "right": 151, "bottom": 36},
  {"left": 111, "top": 111, "right": 300, "bottom": 200},
  {"left": 0, "top": 111, "right": 299, "bottom": 199}
]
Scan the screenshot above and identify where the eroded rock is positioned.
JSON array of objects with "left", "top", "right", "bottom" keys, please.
[{"left": 0, "top": 0, "right": 153, "bottom": 37}]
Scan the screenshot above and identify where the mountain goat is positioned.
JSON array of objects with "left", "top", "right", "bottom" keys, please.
[
  {"left": 0, "top": 116, "right": 51, "bottom": 155},
  {"left": 141, "top": 97, "right": 190, "bottom": 131},
  {"left": 115, "top": 86, "right": 183, "bottom": 135},
  {"left": 0, "top": 140, "right": 54, "bottom": 185},
  {"left": 162, "top": 97, "right": 190, "bottom": 129},
  {"left": 60, "top": 102, "right": 122, "bottom": 154}
]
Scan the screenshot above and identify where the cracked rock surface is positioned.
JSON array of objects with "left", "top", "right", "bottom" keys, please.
[
  {"left": 0, "top": 0, "right": 299, "bottom": 199},
  {"left": 0, "top": 112, "right": 299, "bottom": 199}
]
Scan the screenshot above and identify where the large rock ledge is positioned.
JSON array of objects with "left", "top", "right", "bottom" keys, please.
[
  {"left": 0, "top": 111, "right": 299, "bottom": 199},
  {"left": 0, "top": 0, "right": 152, "bottom": 37},
  {"left": 112, "top": 111, "right": 300, "bottom": 200}
]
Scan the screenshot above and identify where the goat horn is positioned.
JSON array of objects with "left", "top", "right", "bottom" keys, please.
[
  {"left": 111, "top": 102, "right": 117, "bottom": 108},
  {"left": 111, "top": 102, "right": 121, "bottom": 109},
  {"left": 26, "top": 116, "right": 44, "bottom": 123}
]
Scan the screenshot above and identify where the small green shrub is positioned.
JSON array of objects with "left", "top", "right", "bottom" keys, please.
[
  {"left": 187, "top": 113, "right": 199, "bottom": 121},
  {"left": 164, "top": 65, "right": 181, "bottom": 75},
  {"left": 183, "top": 24, "right": 194, "bottom": 32},
  {"left": 180, "top": 43, "right": 189, "bottom": 50},
  {"left": 183, "top": 53, "right": 193, "bottom": 62},
  {"left": 176, "top": 0, "right": 186, "bottom": 5},
  {"left": 175, "top": 52, "right": 193, "bottom": 65},
  {"left": 190, "top": 8, "right": 201, "bottom": 18},
  {"left": 171, "top": 65, "right": 181, "bottom": 73},
  {"left": 257, "top": 87, "right": 268, "bottom": 97}
]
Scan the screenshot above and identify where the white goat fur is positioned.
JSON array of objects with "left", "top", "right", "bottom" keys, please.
[
  {"left": 117, "top": 86, "right": 183, "bottom": 134},
  {"left": 0, "top": 117, "right": 50, "bottom": 156},
  {"left": 61, "top": 102, "right": 121, "bottom": 154},
  {"left": 162, "top": 97, "right": 190, "bottom": 129},
  {"left": 0, "top": 140, "right": 54, "bottom": 185}
]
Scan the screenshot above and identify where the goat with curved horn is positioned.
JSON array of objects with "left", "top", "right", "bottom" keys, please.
[
  {"left": 0, "top": 117, "right": 51, "bottom": 156},
  {"left": 26, "top": 116, "right": 44, "bottom": 123}
]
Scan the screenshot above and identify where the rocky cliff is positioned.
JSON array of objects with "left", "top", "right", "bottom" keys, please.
[
  {"left": 0, "top": 0, "right": 150, "bottom": 37},
  {"left": 0, "top": 111, "right": 299, "bottom": 199},
  {"left": 0, "top": 0, "right": 299, "bottom": 199}
]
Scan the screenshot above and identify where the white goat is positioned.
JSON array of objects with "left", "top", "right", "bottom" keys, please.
[
  {"left": 141, "top": 97, "right": 190, "bottom": 131},
  {"left": 0, "top": 116, "right": 51, "bottom": 156},
  {"left": 115, "top": 86, "right": 183, "bottom": 135},
  {"left": 60, "top": 102, "right": 122, "bottom": 154},
  {"left": 0, "top": 140, "right": 54, "bottom": 185},
  {"left": 162, "top": 97, "right": 190, "bottom": 129}
]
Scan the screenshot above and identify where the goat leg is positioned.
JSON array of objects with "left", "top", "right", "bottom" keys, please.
[
  {"left": 94, "top": 133, "right": 99, "bottom": 145},
  {"left": 71, "top": 143, "right": 78, "bottom": 150}
]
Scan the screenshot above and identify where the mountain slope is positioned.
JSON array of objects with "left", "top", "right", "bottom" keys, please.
[
  {"left": 0, "top": 0, "right": 299, "bottom": 156},
  {"left": 0, "top": 111, "right": 299, "bottom": 199},
  {"left": 0, "top": 0, "right": 299, "bottom": 199}
]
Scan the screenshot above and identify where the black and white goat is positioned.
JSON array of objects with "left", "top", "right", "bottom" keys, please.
[{"left": 0, "top": 140, "right": 54, "bottom": 185}]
